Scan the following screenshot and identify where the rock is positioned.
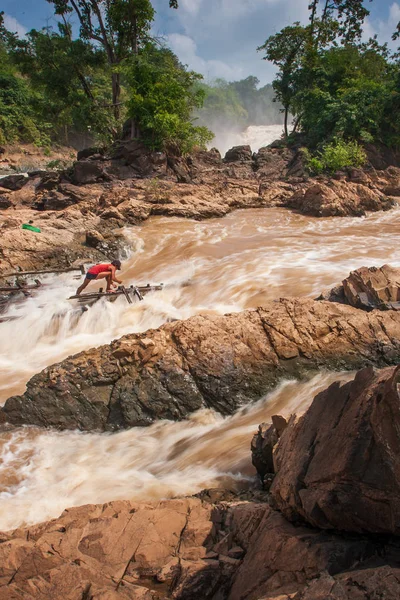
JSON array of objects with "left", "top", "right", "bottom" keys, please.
[
  {"left": 36, "top": 172, "right": 60, "bottom": 191},
  {"left": 325, "top": 265, "right": 400, "bottom": 311},
  {"left": 271, "top": 365, "right": 400, "bottom": 534},
  {"left": 224, "top": 145, "right": 253, "bottom": 162},
  {"left": 77, "top": 146, "right": 106, "bottom": 161},
  {"left": 0, "top": 195, "right": 12, "bottom": 209},
  {"left": 254, "top": 147, "right": 294, "bottom": 180},
  {"left": 58, "top": 183, "right": 88, "bottom": 203},
  {"left": 283, "top": 180, "right": 394, "bottom": 217},
  {"left": 86, "top": 230, "right": 105, "bottom": 248},
  {"left": 36, "top": 191, "right": 74, "bottom": 211},
  {"left": 3, "top": 496, "right": 400, "bottom": 600},
  {"left": 383, "top": 185, "right": 400, "bottom": 197},
  {"left": 0, "top": 174, "right": 28, "bottom": 191},
  {"left": 112, "top": 139, "right": 167, "bottom": 177},
  {"left": 72, "top": 160, "right": 107, "bottom": 185},
  {"left": 3, "top": 298, "right": 400, "bottom": 431},
  {"left": 251, "top": 416, "right": 288, "bottom": 485}
]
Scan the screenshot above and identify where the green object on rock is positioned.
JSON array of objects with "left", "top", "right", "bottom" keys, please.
[{"left": 22, "top": 224, "right": 41, "bottom": 233}]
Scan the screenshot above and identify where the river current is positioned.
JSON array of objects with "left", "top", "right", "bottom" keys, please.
[{"left": 1, "top": 201, "right": 400, "bottom": 531}]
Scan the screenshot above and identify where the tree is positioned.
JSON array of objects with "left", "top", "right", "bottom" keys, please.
[
  {"left": 46, "top": 0, "right": 177, "bottom": 123},
  {"left": 258, "top": 24, "right": 308, "bottom": 136},
  {"left": 258, "top": 1, "right": 374, "bottom": 137},
  {"left": 124, "top": 44, "right": 213, "bottom": 153}
]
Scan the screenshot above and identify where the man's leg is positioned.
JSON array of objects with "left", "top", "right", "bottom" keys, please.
[
  {"left": 94, "top": 272, "right": 115, "bottom": 292},
  {"left": 76, "top": 278, "right": 89, "bottom": 296}
]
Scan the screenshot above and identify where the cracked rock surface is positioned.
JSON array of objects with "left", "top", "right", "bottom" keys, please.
[{"left": 2, "top": 495, "right": 400, "bottom": 599}]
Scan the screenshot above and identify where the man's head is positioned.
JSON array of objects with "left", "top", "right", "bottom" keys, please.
[{"left": 111, "top": 259, "right": 122, "bottom": 270}]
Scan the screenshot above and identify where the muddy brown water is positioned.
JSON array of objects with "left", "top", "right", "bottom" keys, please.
[{"left": 0, "top": 206, "right": 399, "bottom": 529}]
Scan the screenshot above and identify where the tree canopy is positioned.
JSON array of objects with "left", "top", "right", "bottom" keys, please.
[{"left": 258, "top": 0, "right": 400, "bottom": 154}]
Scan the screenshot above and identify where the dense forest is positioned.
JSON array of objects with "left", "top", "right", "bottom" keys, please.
[{"left": 0, "top": 0, "right": 399, "bottom": 169}]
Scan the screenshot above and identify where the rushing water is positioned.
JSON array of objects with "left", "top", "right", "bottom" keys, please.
[{"left": 1, "top": 204, "right": 400, "bottom": 530}]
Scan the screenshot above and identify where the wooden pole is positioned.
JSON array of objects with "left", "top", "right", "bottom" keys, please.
[{"left": 4, "top": 266, "right": 85, "bottom": 278}]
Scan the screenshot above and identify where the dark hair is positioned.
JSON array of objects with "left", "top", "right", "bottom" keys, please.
[{"left": 111, "top": 260, "right": 121, "bottom": 269}]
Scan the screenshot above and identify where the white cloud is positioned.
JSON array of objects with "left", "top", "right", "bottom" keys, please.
[
  {"left": 363, "top": 2, "right": 400, "bottom": 48},
  {"left": 167, "top": 33, "right": 243, "bottom": 81},
  {"left": 3, "top": 14, "right": 27, "bottom": 38}
]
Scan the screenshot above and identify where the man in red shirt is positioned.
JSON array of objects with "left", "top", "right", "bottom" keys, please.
[{"left": 76, "top": 260, "right": 122, "bottom": 295}]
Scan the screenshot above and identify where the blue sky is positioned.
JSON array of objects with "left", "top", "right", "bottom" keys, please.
[{"left": 3, "top": 0, "right": 400, "bottom": 84}]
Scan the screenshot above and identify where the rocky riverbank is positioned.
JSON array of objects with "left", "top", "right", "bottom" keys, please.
[
  {"left": 2, "top": 364, "right": 400, "bottom": 599},
  {"left": 1, "top": 141, "right": 399, "bottom": 280}
]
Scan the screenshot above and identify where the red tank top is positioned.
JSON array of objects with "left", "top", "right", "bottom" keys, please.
[{"left": 88, "top": 263, "right": 112, "bottom": 275}]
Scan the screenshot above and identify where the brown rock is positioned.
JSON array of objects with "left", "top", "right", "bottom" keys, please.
[
  {"left": 0, "top": 174, "right": 28, "bottom": 191},
  {"left": 251, "top": 416, "right": 288, "bottom": 484},
  {"left": 224, "top": 145, "right": 253, "bottom": 162},
  {"left": 0, "top": 195, "right": 12, "bottom": 209},
  {"left": 3, "top": 497, "right": 399, "bottom": 600},
  {"left": 86, "top": 229, "right": 105, "bottom": 248},
  {"left": 3, "top": 298, "right": 400, "bottom": 431},
  {"left": 324, "top": 265, "right": 400, "bottom": 311},
  {"left": 283, "top": 180, "right": 394, "bottom": 217},
  {"left": 271, "top": 365, "right": 400, "bottom": 534},
  {"left": 72, "top": 160, "right": 107, "bottom": 185}
]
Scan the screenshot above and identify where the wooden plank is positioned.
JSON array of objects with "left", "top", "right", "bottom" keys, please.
[
  {"left": 121, "top": 285, "right": 133, "bottom": 304},
  {"left": 68, "top": 284, "right": 163, "bottom": 302},
  {"left": 0, "top": 282, "right": 42, "bottom": 293},
  {"left": 4, "top": 266, "right": 85, "bottom": 278}
]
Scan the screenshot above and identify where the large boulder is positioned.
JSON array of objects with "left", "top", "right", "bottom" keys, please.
[
  {"left": 271, "top": 365, "right": 400, "bottom": 535},
  {"left": 283, "top": 180, "right": 395, "bottom": 217},
  {"left": 3, "top": 297, "right": 400, "bottom": 431},
  {"left": 224, "top": 145, "right": 253, "bottom": 162},
  {"left": 112, "top": 139, "right": 167, "bottom": 178},
  {"left": 322, "top": 264, "right": 400, "bottom": 311},
  {"left": 71, "top": 160, "right": 108, "bottom": 185},
  {"left": 254, "top": 146, "right": 295, "bottom": 180},
  {"left": 0, "top": 174, "right": 29, "bottom": 191}
]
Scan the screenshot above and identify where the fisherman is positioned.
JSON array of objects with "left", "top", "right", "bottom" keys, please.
[{"left": 76, "top": 260, "right": 122, "bottom": 296}]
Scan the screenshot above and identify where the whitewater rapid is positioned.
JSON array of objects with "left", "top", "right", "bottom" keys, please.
[{"left": 1, "top": 204, "right": 400, "bottom": 530}]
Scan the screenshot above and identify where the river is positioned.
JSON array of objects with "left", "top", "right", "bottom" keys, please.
[{"left": 1, "top": 204, "right": 400, "bottom": 530}]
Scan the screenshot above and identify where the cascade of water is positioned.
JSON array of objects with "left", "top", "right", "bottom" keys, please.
[{"left": 1, "top": 205, "right": 400, "bottom": 529}]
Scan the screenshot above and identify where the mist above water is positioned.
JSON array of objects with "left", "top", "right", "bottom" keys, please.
[{"left": 209, "top": 124, "right": 284, "bottom": 157}]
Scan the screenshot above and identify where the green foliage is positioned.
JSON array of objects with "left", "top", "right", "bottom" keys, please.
[
  {"left": 125, "top": 45, "right": 213, "bottom": 153},
  {"left": 259, "top": 1, "right": 400, "bottom": 152},
  {"left": 0, "top": 73, "right": 51, "bottom": 146},
  {"left": 307, "top": 139, "right": 367, "bottom": 174}
]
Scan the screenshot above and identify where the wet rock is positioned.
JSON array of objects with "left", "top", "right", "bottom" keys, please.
[
  {"left": 58, "top": 183, "right": 88, "bottom": 203},
  {"left": 271, "top": 365, "right": 400, "bottom": 534},
  {"left": 0, "top": 174, "right": 28, "bottom": 191},
  {"left": 251, "top": 415, "right": 287, "bottom": 485},
  {"left": 224, "top": 145, "right": 253, "bottom": 162},
  {"left": 3, "top": 298, "right": 400, "bottom": 431}
]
